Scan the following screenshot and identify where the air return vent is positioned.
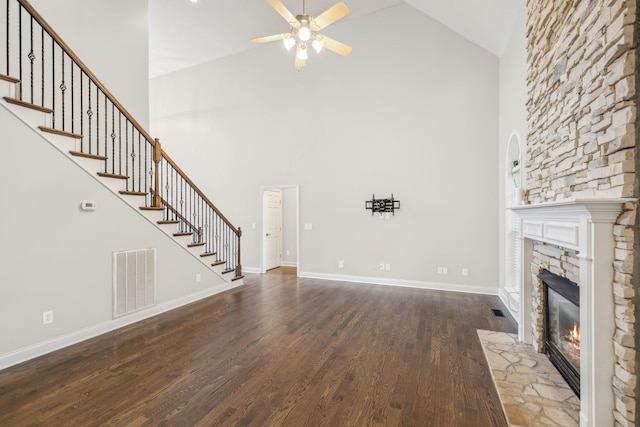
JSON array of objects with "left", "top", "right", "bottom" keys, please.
[{"left": 113, "top": 248, "right": 156, "bottom": 318}]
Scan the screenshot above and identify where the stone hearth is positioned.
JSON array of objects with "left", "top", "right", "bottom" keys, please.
[{"left": 478, "top": 329, "right": 579, "bottom": 426}]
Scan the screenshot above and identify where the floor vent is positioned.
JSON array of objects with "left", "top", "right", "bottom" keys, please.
[
  {"left": 113, "top": 248, "right": 156, "bottom": 318},
  {"left": 491, "top": 309, "right": 505, "bottom": 317}
]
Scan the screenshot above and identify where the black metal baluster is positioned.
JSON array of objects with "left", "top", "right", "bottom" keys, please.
[
  {"left": 129, "top": 125, "right": 135, "bottom": 191},
  {"left": 70, "top": 60, "right": 74, "bottom": 133},
  {"left": 118, "top": 112, "right": 122, "bottom": 175},
  {"left": 110, "top": 104, "right": 115, "bottom": 174},
  {"left": 28, "top": 15, "right": 33, "bottom": 103},
  {"left": 167, "top": 165, "right": 176, "bottom": 216},
  {"left": 79, "top": 71, "right": 83, "bottom": 150},
  {"left": 5, "top": 0, "right": 9, "bottom": 76},
  {"left": 124, "top": 120, "right": 129, "bottom": 180},
  {"left": 96, "top": 90, "right": 99, "bottom": 155},
  {"left": 61, "top": 53, "right": 68, "bottom": 132},
  {"left": 137, "top": 133, "right": 142, "bottom": 192},
  {"left": 17, "top": 5, "right": 21, "bottom": 99},
  {"left": 87, "top": 80, "right": 92, "bottom": 153},
  {"left": 104, "top": 96, "right": 107, "bottom": 157},
  {"left": 40, "top": 26, "right": 43, "bottom": 107},
  {"left": 51, "top": 38, "right": 55, "bottom": 128}
]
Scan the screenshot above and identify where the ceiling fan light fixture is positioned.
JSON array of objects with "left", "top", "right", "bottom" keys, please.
[
  {"left": 252, "top": 0, "right": 352, "bottom": 70},
  {"left": 297, "top": 43, "right": 308, "bottom": 60},
  {"left": 312, "top": 37, "right": 324, "bottom": 53},
  {"left": 297, "top": 25, "right": 311, "bottom": 42},
  {"left": 283, "top": 36, "right": 296, "bottom": 51}
]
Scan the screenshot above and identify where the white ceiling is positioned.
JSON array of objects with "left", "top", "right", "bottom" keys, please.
[{"left": 149, "top": 0, "right": 523, "bottom": 78}]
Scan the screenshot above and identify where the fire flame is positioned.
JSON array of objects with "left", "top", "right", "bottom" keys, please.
[{"left": 567, "top": 322, "right": 580, "bottom": 350}]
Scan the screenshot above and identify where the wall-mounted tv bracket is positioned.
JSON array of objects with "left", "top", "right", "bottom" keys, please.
[{"left": 365, "top": 194, "right": 400, "bottom": 215}]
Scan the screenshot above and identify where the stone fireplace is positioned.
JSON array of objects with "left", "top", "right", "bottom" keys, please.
[{"left": 511, "top": 198, "right": 633, "bottom": 427}]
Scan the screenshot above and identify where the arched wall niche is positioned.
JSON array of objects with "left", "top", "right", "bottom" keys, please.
[{"left": 504, "top": 131, "right": 522, "bottom": 319}]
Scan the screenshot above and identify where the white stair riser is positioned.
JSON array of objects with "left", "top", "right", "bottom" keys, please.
[{"left": 69, "top": 155, "right": 104, "bottom": 176}]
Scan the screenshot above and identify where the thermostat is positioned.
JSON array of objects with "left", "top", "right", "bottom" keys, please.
[{"left": 80, "top": 201, "right": 97, "bottom": 211}]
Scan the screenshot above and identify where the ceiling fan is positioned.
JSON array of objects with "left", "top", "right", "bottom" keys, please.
[{"left": 251, "top": 0, "right": 353, "bottom": 71}]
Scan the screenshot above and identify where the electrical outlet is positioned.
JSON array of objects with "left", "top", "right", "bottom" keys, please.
[
  {"left": 462, "top": 268, "right": 469, "bottom": 276},
  {"left": 385, "top": 264, "right": 391, "bottom": 271},
  {"left": 442, "top": 267, "right": 448, "bottom": 275},
  {"left": 42, "top": 310, "right": 53, "bottom": 325},
  {"left": 338, "top": 259, "right": 344, "bottom": 269},
  {"left": 437, "top": 267, "right": 443, "bottom": 274},
  {"left": 196, "top": 273, "right": 201, "bottom": 282},
  {"left": 379, "top": 263, "right": 385, "bottom": 271},
  {"left": 286, "top": 250, "right": 290, "bottom": 256}
]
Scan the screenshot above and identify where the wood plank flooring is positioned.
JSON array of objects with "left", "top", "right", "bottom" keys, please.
[{"left": 0, "top": 268, "right": 517, "bottom": 426}]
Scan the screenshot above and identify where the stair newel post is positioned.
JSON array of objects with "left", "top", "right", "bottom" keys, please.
[
  {"left": 236, "top": 227, "right": 242, "bottom": 277},
  {"left": 152, "top": 138, "right": 162, "bottom": 208}
]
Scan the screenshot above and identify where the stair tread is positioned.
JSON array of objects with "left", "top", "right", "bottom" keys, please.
[
  {"left": 211, "top": 260, "right": 226, "bottom": 267},
  {"left": 222, "top": 268, "right": 235, "bottom": 274},
  {"left": 231, "top": 275, "right": 244, "bottom": 282},
  {"left": 157, "top": 220, "right": 180, "bottom": 225},
  {"left": 187, "top": 242, "right": 205, "bottom": 247},
  {"left": 140, "top": 206, "right": 164, "bottom": 211},
  {"left": 97, "top": 172, "right": 128, "bottom": 180},
  {"left": 40, "top": 126, "right": 82, "bottom": 139},
  {"left": 200, "top": 252, "right": 216, "bottom": 257},
  {"left": 3, "top": 97, "right": 53, "bottom": 113},
  {"left": 120, "top": 190, "right": 147, "bottom": 196},
  {"left": 173, "top": 232, "right": 192, "bottom": 237},
  {"left": 70, "top": 151, "right": 107, "bottom": 161},
  {"left": 0, "top": 74, "right": 20, "bottom": 84}
]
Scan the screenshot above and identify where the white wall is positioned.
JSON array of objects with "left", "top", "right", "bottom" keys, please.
[
  {"left": 150, "top": 5, "right": 500, "bottom": 293},
  {"left": 498, "top": 3, "right": 527, "bottom": 296},
  {"left": 28, "top": 0, "right": 150, "bottom": 128}
]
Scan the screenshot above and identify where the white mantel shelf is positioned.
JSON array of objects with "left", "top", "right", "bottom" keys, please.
[{"left": 509, "top": 198, "right": 636, "bottom": 427}]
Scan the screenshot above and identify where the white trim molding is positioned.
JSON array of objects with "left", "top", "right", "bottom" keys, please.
[
  {"left": 510, "top": 198, "right": 635, "bottom": 427},
  {"left": 298, "top": 271, "right": 499, "bottom": 296}
]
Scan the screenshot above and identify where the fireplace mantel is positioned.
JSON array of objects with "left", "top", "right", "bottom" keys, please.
[
  {"left": 511, "top": 198, "right": 634, "bottom": 251},
  {"left": 510, "top": 198, "right": 635, "bottom": 427}
]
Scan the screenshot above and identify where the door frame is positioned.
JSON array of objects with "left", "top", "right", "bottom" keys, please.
[{"left": 260, "top": 185, "right": 299, "bottom": 274}]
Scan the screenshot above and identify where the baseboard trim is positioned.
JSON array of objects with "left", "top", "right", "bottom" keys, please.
[
  {"left": 242, "top": 266, "right": 261, "bottom": 274},
  {"left": 297, "top": 271, "right": 499, "bottom": 295},
  {"left": 281, "top": 261, "right": 297, "bottom": 267},
  {"left": 0, "top": 281, "right": 241, "bottom": 371}
]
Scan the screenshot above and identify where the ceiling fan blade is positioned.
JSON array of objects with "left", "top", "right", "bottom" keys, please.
[
  {"left": 267, "top": 0, "right": 300, "bottom": 27},
  {"left": 251, "top": 33, "right": 289, "bottom": 44},
  {"left": 310, "top": 2, "right": 349, "bottom": 31},
  {"left": 295, "top": 45, "right": 306, "bottom": 71},
  {"left": 321, "top": 36, "right": 352, "bottom": 57}
]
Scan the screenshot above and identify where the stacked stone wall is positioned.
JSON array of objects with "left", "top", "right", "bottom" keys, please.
[{"left": 525, "top": 0, "right": 638, "bottom": 425}]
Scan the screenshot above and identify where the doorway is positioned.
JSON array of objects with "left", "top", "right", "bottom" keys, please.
[{"left": 261, "top": 185, "right": 299, "bottom": 274}]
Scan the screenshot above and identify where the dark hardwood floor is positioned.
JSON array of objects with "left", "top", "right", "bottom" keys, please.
[{"left": 0, "top": 268, "right": 517, "bottom": 426}]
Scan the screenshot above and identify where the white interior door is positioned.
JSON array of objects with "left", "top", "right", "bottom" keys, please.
[{"left": 263, "top": 189, "right": 282, "bottom": 271}]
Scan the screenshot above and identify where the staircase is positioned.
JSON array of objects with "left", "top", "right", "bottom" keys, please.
[{"left": 0, "top": 0, "right": 243, "bottom": 284}]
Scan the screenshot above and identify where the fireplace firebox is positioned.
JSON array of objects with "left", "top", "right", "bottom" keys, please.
[{"left": 539, "top": 269, "right": 580, "bottom": 397}]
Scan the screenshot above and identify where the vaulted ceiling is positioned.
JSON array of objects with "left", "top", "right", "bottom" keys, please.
[{"left": 149, "top": 0, "right": 523, "bottom": 78}]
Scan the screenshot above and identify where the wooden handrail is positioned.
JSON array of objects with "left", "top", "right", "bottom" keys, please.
[{"left": 16, "top": 0, "right": 240, "bottom": 239}]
